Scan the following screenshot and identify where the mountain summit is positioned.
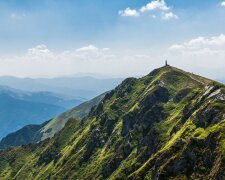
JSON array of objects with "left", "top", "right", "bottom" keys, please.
[{"left": 0, "top": 66, "right": 224, "bottom": 179}]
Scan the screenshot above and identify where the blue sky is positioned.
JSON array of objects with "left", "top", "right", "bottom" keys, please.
[{"left": 0, "top": 0, "right": 225, "bottom": 79}]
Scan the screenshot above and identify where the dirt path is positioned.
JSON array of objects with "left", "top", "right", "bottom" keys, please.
[{"left": 188, "top": 74, "right": 207, "bottom": 86}]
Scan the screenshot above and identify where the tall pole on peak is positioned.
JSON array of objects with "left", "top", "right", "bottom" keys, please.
[{"left": 165, "top": 60, "right": 168, "bottom": 66}]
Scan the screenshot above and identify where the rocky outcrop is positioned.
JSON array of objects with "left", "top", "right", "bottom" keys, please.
[
  {"left": 121, "top": 86, "right": 169, "bottom": 136},
  {"left": 194, "top": 106, "right": 222, "bottom": 128},
  {"left": 0, "top": 66, "right": 225, "bottom": 180},
  {"left": 155, "top": 133, "right": 222, "bottom": 179}
]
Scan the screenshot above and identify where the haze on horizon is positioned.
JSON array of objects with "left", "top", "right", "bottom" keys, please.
[{"left": 0, "top": 0, "right": 225, "bottom": 80}]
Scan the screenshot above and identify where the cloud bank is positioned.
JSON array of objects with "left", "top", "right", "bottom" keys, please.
[
  {"left": 167, "top": 34, "right": 225, "bottom": 79},
  {"left": 119, "top": 8, "right": 139, "bottom": 17},
  {"left": 221, "top": 1, "right": 225, "bottom": 7},
  {"left": 0, "top": 34, "right": 225, "bottom": 80},
  {"left": 140, "top": 0, "right": 170, "bottom": 12},
  {"left": 169, "top": 34, "right": 225, "bottom": 53},
  {"left": 0, "top": 44, "right": 160, "bottom": 78},
  {"left": 119, "top": 0, "right": 178, "bottom": 20}
]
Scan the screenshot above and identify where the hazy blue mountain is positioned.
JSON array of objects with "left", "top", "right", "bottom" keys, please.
[
  {"left": 218, "top": 79, "right": 225, "bottom": 84},
  {"left": 0, "top": 123, "right": 47, "bottom": 150},
  {"left": 0, "top": 93, "right": 105, "bottom": 150},
  {"left": 0, "top": 76, "right": 123, "bottom": 99},
  {"left": 0, "top": 85, "right": 84, "bottom": 109},
  {"left": 39, "top": 92, "right": 106, "bottom": 140},
  {"left": 0, "top": 86, "right": 84, "bottom": 139}
]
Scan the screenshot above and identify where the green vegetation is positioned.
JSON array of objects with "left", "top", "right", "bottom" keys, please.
[
  {"left": 0, "top": 93, "right": 105, "bottom": 150},
  {"left": 0, "top": 65, "right": 225, "bottom": 179}
]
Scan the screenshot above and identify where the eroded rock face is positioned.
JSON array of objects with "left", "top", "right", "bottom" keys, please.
[
  {"left": 116, "top": 78, "right": 137, "bottom": 98},
  {"left": 101, "top": 86, "right": 171, "bottom": 178},
  {"left": 155, "top": 134, "right": 221, "bottom": 179},
  {"left": 82, "top": 128, "right": 103, "bottom": 162},
  {"left": 181, "top": 88, "right": 222, "bottom": 124},
  {"left": 141, "top": 86, "right": 169, "bottom": 107},
  {"left": 136, "top": 128, "right": 161, "bottom": 164},
  {"left": 198, "top": 86, "right": 219, "bottom": 103},
  {"left": 194, "top": 107, "right": 222, "bottom": 128},
  {"left": 121, "top": 110, "right": 137, "bottom": 137},
  {"left": 121, "top": 86, "right": 169, "bottom": 136},
  {"left": 101, "top": 135, "right": 134, "bottom": 178},
  {"left": 174, "top": 88, "right": 192, "bottom": 103},
  {"left": 102, "top": 156, "right": 122, "bottom": 178}
]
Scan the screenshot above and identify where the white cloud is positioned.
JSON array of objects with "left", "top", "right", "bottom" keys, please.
[
  {"left": 119, "top": 0, "right": 178, "bottom": 20},
  {"left": 76, "top": 45, "right": 109, "bottom": 52},
  {"left": 27, "top": 44, "right": 54, "bottom": 60},
  {"left": 169, "top": 44, "right": 184, "bottom": 51},
  {"left": 167, "top": 34, "right": 225, "bottom": 79},
  {"left": 140, "top": 0, "right": 170, "bottom": 12},
  {"left": 10, "top": 13, "right": 16, "bottom": 18},
  {"left": 0, "top": 40, "right": 225, "bottom": 80},
  {"left": 162, "top": 12, "right": 178, "bottom": 20},
  {"left": 10, "top": 13, "right": 26, "bottom": 19},
  {"left": 169, "top": 34, "right": 225, "bottom": 52},
  {"left": 76, "top": 45, "right": 99, "bottom": 52},
  {"left": 0, "top": 45, "right": 160, "bottom": 78},
  {"left": 28, "top": 44, "right": 51, "bottom": 55},
  {"left": 221, "top": 1, "right": 225, "bottom": 7},
  {"left": 119, "top": 8, "right": 139, "bottom": 17},
  {"left": 151, "top": 14, "right": 157, "bottom": 19}
]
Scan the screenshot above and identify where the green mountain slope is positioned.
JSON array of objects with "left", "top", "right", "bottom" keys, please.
[
  {"left": 38, "top": 92, "right": 106, "bottom": 140},
  {"left": 0, "top": 66, "right": 225, "bottom": 179},
  {"left": 0, "top": 85, "right": 85, "bottom": 139},
  {"left": 0, "top": 93, "right": 105, "bottom": 150}
]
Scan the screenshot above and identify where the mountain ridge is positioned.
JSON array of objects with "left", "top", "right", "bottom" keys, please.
[
  {"left": 0, "top": 76, "right": 123, "bottom": 99},
  {"left": 0, "top": 85, "right": 85, "bottom": 139},
  {"left": 0, "top": 65, "right": 224, "bottom": 179},
  {"left": 0, "top": 93, "right": 105, "bottom": 150}
]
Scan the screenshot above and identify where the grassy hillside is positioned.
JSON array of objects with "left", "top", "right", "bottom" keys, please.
[
  {"left": 38, "top": 93, "right": 106, "bottom": 140},
  {"left": 0, "top": 93, "right": 105, "bottom": 150},
  {"left": 0, "top": 65, "right": 225, "bottom": 179},
  {"left": 0, "top": 86, "right": 85, "bottom": 139},
  {"left": 0, "top": 93, "right": 64, "bottom": 139}
]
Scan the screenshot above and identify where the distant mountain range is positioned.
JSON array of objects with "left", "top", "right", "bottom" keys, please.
[
  {"left": 0, "top": 85, "right": 84, "bottom": 139},
  {"left": 0, "top": 93, "right": 105, "bottom": 150},
  {"left": 0, "top": 76, "right": 123, "bottom": 99},
  {"left": 0, "top": 76, "right": 122, "bottom": 139},
  {"left": 218, "top": 79, "right": 225, "bottom": 84}
]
